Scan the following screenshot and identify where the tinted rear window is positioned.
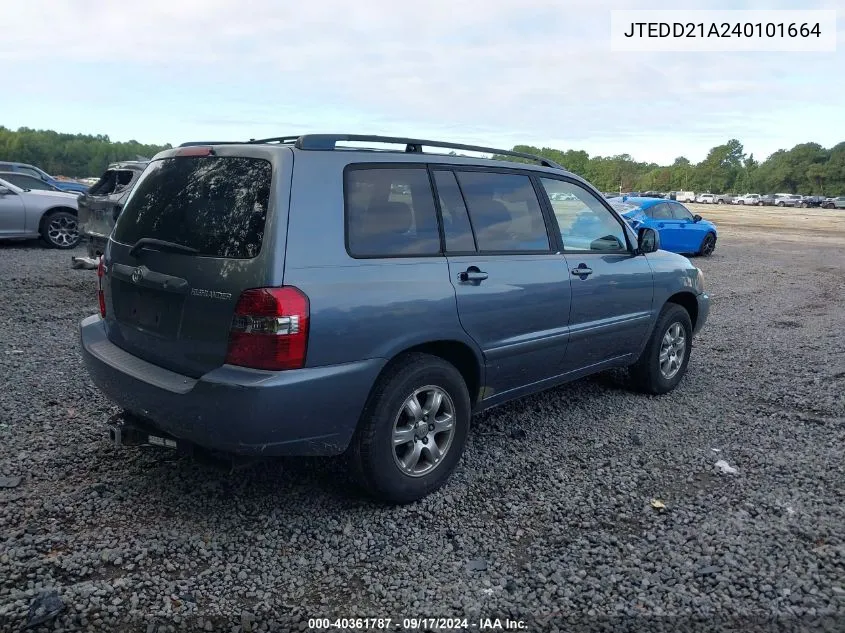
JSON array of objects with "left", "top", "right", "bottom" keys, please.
[{"left": 113, "top": 157, "right": 271, "bottom": 259}]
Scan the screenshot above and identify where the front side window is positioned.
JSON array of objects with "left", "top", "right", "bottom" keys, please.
[
  {"left": 455, "top": 171, "right": 550, "bottom": 252},
  {"left": 345, "top": 167, "right": 440, "bottom": 257},
  {"left": 540, "top": 178, "right": 628, "bottom": 252},
  {"left": 670, "top": 203, "right": 694, "bottom": 221}
]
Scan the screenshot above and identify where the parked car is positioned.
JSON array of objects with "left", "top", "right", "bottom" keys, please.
[
  {"left": 641, "top": 191, "right": 664, "bottom": 198},
  {"left": 822, "top": 196, "right": 845, "bottom": 209},
  {"left": 0, "top": 171, "right": 66, "bottom": 193},
  {"left": 715, "top": 193, "right": 734, "bottom": 204},
  {"left": 695, "top": 193, "right": 716, "bottom": 204},
  {"left": 611, "top": 197, "right": 717, "bottom": 257},
  {"left": 798, "top": 196, "right": 824, "bottom": 208},
  {"left": 0, "top": 161, "right": 89, "bottom": 194},
  {"left": 675, "top": 191, "right": 695, "bottom": 202},
  {"left": 760, "top": 194, "right": 777, "bottom": 205},
  {"left": 734, "top": 193, "right": 763, "bottom": 205},
  {"left": 0, "top": 176, "right": 81, "bottom": 248},
  {"left": 77, "top": 161, "right": 149, "bottom": 258},
  {"left": 79, "top": 134, "right": 709, "bottom": 503},
  {"left": 771, "top": 193, "right": 800, "bottom": 207}
]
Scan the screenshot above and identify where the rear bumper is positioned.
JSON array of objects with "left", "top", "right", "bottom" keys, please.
[
  {"left": 80, "top": 315, "right": 385, "bottom": 456},
  {"left": 694, "top": 292, "right": 710, "bottom": 336}
]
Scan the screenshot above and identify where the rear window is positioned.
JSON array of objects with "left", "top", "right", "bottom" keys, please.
[
  {"left": 89, "top": 169, "right": 136, "bottom": 196},
  {"left": 113, "top": 157, "right": 271, "bottom": 259}
]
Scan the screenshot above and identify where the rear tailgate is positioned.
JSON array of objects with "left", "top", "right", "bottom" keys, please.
[{"left": 102, "top": 145, "right": 292, "bottom": 378}]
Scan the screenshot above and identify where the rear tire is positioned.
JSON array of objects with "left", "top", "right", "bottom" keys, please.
[
  {"left": 629, "top": 304, "right": 693, "bottom": 395},
  {"left": 41, "top": 210, "right": 80, "bottom": 249},
  {"left": 347, "top": 353, "right": 471, "bottom": 504}
]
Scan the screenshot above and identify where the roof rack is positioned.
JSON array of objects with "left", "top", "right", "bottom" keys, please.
[
  {"left": 293, "top": 134, "right": 563, "bottom": 169},
  {"left": 176, "top": 135, "right": 564, "bottom": 170},
  {"left": 247, "top": 136, "right": 300, "bottom": 145},
  {"left": 177, "top": 137, "right": 299, "bottom": 148}
]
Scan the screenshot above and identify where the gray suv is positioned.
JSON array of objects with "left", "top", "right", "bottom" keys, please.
[{"left": 80, "top": 134, "right": 710, "bottom": 503}]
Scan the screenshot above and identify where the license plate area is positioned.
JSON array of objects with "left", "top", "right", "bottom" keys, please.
[{"left": 113, "top": 281, "right": 184, "bottom": 336}]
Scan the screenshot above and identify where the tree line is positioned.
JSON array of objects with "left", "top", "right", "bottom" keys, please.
[
  {"left": 0, "top": 127, "right": 171, "bottom": 178},
  {"left": 499, "top": 139, "right": 845, "bottom": 196},
  {"left": 1, "top": 126, "right": 843, "bottom": 195}
]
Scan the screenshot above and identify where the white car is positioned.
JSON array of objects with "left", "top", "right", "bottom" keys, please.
[
  {"left": 696, "top": 193, "right": 716, "bottom": 204},
  {"left": 735, "top": 194, "right": 762, "bottom": 205},
  {"left": 675, "top": 191, "right": 696, "bottom": 202},
  {"left": 0, "top": 177, "right": 81, "bottom": 248}
]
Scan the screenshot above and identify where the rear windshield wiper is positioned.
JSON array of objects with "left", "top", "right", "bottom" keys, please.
[{"left": 129, "top": 238, "right": 199, "bottom": 258}]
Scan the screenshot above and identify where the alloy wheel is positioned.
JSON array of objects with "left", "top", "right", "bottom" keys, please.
[
  {"left": 658, "top": 322, "right": 686, "bottom": 380},
  {"left": 392, "top": 385, "right": 456, "bottom": 477},
  {"left": 47, "top": 215, "right": 79, "bottom": 247}
]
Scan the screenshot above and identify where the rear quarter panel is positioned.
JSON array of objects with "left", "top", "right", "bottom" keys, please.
[{"left": 282, "top": 151, "right": 482, "bottom": 369}]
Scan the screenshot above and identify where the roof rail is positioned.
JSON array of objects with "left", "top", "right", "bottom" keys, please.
[
  {"left": 247, "top": 136, "right": 300, "bottom": 145},
  {"left": 293, "top": 134, "right": 563, "bottom": 169}
]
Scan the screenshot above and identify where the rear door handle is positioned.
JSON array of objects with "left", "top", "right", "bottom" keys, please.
[
  {"left": 571, "top": 265, "right": 593, "bottom": 277},
  {"left": 459, "top": 270, "right": 489, "bottom": 283}
]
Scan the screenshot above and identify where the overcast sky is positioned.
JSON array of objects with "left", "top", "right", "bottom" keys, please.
[{"left": 2, "top": 0, "right": 843, "bottom": 164}]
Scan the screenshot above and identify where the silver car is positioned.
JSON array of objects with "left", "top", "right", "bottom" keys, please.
[{"left": 0, "top": 177, "right": 81, "bottom": 248}]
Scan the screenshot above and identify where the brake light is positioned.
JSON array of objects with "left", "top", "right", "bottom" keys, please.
[
  {"left": 175, "top": 146, "right": 214, "bottom": 157},
  {"left": 225, "top": 287, "right": 310, "bottom": 370},
  {"left": 97, "top": 256, "right": 106, "bottom": 318}
]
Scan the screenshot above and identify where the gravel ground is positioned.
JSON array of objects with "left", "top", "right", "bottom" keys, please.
[{"left": 1, "top": 223, "right": 844, "bottom": 632}]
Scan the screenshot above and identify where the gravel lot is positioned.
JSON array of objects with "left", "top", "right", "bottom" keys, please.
[{"left": 1, "top": 209, "right": 844, "bottom": 632}]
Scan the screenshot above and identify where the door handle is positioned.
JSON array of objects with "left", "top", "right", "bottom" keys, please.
[
  {"left": 571, "top": 265, "right": 593, "bottom": 277},
  {"left": 458, "top": 268, "right": 488, "bottom": 283}
]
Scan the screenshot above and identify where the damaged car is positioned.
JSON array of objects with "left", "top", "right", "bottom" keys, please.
[{"left": 77, "top": 161, "right": 149, "bottom": 259}]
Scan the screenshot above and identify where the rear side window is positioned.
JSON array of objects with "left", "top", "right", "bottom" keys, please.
[
  {"left": 113, "top": 157, "right": 271, "bottom": 259},
  {"left": 454, "top": 171, "right": 550, "bottom": 252},
  {"left": 345, "top": 167, "right": 441, "bottom": 257}
]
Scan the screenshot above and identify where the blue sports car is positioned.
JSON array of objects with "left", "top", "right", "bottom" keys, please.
[{"left": 609, "top": 196, "right": 718, "bottom": 256}]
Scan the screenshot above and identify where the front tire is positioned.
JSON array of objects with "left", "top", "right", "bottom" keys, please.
[
  {"left": 629, "top": 304, "right": 693, "bottom": 395},
  {"left": 41, "top": 211, "right": 80, "bottom": 249},
  {"left": 348, "top": 353, "right": 471, "bottom": 504},
  {"left": 699, "top": 232, "right": 716, "bottom": 257}
]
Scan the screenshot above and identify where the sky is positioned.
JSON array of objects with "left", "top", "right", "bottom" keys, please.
[{"left": 2, "top": 0, "right": 844, "bottom": 165}]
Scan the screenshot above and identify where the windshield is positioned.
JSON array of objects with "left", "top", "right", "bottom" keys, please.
[{"left": 112, "top": 156, "right": 272, "bottom": 259}]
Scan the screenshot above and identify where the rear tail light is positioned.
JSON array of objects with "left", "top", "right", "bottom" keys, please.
[
  {"left": 97, "top": 256, "right": 106, "bottom": 318},
  {"left": 225, "top": 287, "right": 310, "bottom": 370}
]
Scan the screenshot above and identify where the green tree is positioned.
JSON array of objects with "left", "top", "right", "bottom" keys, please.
[{"left": 0, "top": 126, "right": 171, "bottom": 177}]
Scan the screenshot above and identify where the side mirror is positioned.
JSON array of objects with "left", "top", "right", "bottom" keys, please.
[
  {"left": 693, "top": 214, "right": 702, "bottom": 223},
  {"left": 637, "top": 227, "right": 660, "bottom": 254}
]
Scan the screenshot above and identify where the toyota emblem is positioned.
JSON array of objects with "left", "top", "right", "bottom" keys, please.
[{"left": 131, "top": 267, "right": 143, "bottom": 284}]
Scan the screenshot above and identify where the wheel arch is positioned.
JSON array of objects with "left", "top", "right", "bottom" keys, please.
[
  {"left": 666, "top": 291, "right": 699, "bottom": 331},
  {"left": 38, "top": 206, "right": 78, "bottom": 232}
]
